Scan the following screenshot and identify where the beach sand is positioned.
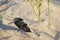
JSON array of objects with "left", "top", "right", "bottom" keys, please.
[{"left": 0, "top": 0, "right": 60, "bottom": 40}]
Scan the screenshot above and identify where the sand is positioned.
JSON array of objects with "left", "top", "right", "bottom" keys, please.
[{"left": 0, "top": 0, "right": 60, "bottom": 40}]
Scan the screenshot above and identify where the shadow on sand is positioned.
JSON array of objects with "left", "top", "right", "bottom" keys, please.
[
  {"left": 0, "top": 0, "right": 10, "bottom": 6},
  {"left": 0, "top": 20, "right": 31, "bottom": 37},
  {"left": 32, "top": 28, "right": 60, "bottom": 40},
  {"left": 0, "top": 0, "right": 17, "bottom": 12},
  {"left": 0, "top": 20, "right": 19, "bottom": 31},
  {"left": 51, "top": 0, "right": 60, "bottom": 5},
  {"left": 0, "top": 21, "right": 60, "bottom": 40},
  {"left": 0, "top": 16, "right": 60, "bottom": 40},
  {"left": 54, "top": 30, "right": 60, "bottom": 40}
]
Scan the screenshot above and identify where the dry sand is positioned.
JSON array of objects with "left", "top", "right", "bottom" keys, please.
[{"left": 0, "top": 0, "right": 60, "bottom": 40}]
